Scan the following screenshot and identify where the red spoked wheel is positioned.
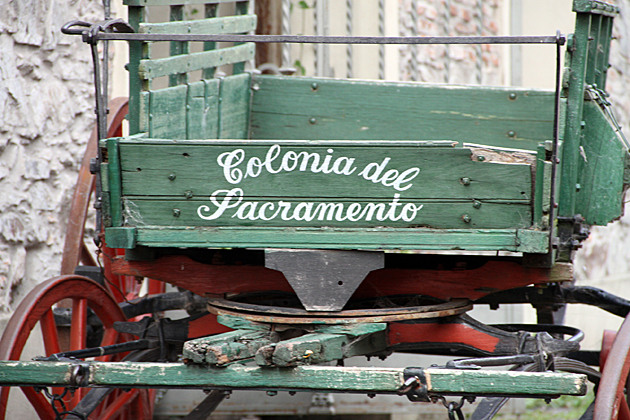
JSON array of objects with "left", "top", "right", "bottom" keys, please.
[
  {"left": 60, "top": 97, "right": 164, "bottom": 301},
  {"left": 594, "top": 317, "right": 630, "bottom": 420},
  {"left": 0, "top": 275, "right": 153, "bottom": 420}
]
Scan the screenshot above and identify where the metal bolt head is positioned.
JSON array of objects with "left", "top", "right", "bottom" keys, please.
[
  {"left": 309, "top": 117, "right": 317, "bottom": 124},
  {"left": 168, "top": 173, "right": 176, "bottom": 181},
  {"left": 508, "top": 93, "right": 517, "bottom": 100},
  {"left": 477, "top": 155, "right": 485, "bottom": 162},
  {"left": 473, "top": 200, "right": 482, "bottom": 209},
  {"left": 462, "top": 214, "right": 472, "bottom": 223},
  {"left": 184, "top": 190, "right": 193, "bottom": 199},
  {"left": 311, "top": 82, "right": 318, "bottom": 90},
  {"left": 267, "top": 391, "right": 278, "bottom": 397},
  {"left": 461, "top": 177, "right": 471, "bottom": 186},
  {"left": 173, "top": 209, "right": 181, "bottom": 217},
  {"left": 507, "top": 130, "right": 516, "bottom": 138}
]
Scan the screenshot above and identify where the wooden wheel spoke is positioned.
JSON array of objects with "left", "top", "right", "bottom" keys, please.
[
  {"left": 20, "top": 387, "right": 56, "bottom": 420},
  {"left": 70, "top": 298, "right": 87, "bottom": 352},
  {"left": 40, "top": 309, "right": 61, "bottom": 356}
]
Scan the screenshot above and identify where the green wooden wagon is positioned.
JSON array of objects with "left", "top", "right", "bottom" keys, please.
[{"left": 1, "top": 0, "right": 629, "bottom": 419}]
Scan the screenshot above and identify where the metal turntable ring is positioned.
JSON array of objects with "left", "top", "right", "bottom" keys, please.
[{"left": 207, "top": 298, "right": 472, "bottom": 325}]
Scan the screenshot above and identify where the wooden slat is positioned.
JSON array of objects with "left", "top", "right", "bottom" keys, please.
[
  {"left": 123, "top": 197, "right": 531, "bottom": 230},
  {"left": 139, "top": 15, "right": 257, "bottom": 35},
  {"left": 117, "top": 141, "right": 533, "bottom": 201},
  {"left": 0, "top": 361, "right": 587, "bottom": 397},
  {"left": 149, "top": 84, "right": 188, "bottom": 139},
  {"left": 130, "top": 227, "right": 530, "bottom": 251},
  {"left": 575, "top": 101, "right": 627, "bottom": 225},
  {"left": 250, "top": 76, "right": 555, "bottom": 151},
  {"left": 218, "top": 73, "right": 251, "bottom": 139},
  {"left": 138, "top": 43, "right": 255, "bottom": 80}
]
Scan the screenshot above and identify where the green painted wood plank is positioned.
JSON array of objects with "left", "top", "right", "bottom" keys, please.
[
  {"left": 424, "top": 368, "right": 586, "bottom": 397},
  {"left": 138, "top": 43, "right": 255, "bottom": 80},
  {"left": 117, "top": 141, "right": 533, "bottom": 202},
  {"left": 0, "top": 361, "right": 586, "bottom": 396},
  {"left": 559, "top": 13, "right": 591, "bottom": 218},
  {"left": 138, "top": 91, "right": 150, "bottom": 133},
  {"left": 125, "top": 227, "right": 542, "bottom": 252},
  {"left": 106, "top": 139, "right": 123, "bottom": 226},
  {"left": 575, "top": 101, "right": 627, "bottom": 225},
  {"left": 203, "top": 4, "right": 219, "bottom": 79},
  {"left": 149, "top": 84, "right": 188, "bottom": 139},
  {"left": 105, "top": 227, "right": 137, "bottom": 249},
  {"left": 168, "top": 5, "right": 188, "bottom": 87},
  {"left": 250, "top": 76, "right": 555, "bottom": 151},
  {"left": 219, "top": 73, "right": 251, "bottom": 139},
  {"left": 232, "top": 2, "right": 250, "bottom": 75},
  {"left": 186, "top": 81, "right": 205, "bottom": 139},
  {"left": 122, "top": 198, "right": 531, "bottom": 230},
  {"left": 139, "top": 15, "right": 256, "bottom": 35},
  {"left": 127, "top": 6, "right": 145, "bottom": 135}
]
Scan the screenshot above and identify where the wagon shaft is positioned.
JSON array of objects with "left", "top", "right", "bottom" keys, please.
[{"left": 0, "top": 361, "right": 587, "bottom": 399}]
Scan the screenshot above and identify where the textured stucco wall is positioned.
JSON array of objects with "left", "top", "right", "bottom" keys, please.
[
  {"left": 399, "top": 0, "right": 502, "bottom": 85},
  {"left": 0, "top": 0, "right": 102, "bottom": 315}
]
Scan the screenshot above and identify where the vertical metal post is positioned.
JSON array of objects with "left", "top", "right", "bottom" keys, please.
[
  {"left": 281, "top": 0, "right": 291, "bottom": 68},
  {"left": 314, "top": 0, "right": 329, "bottom": 77},
  {"left": 443, "top": 0, "right": 450, "bottom": 83},
  {"left": 410, "top": 0, "right": 418, "bottom": 81},
  {"left": 346, "top": 0, "right": 353, "bottom": 78},
  {"left": 378, "top": 0, "right": 385, "bottom": 80},
  {"left": 475, "top": 0, "right": 483, "bottom": 84}
]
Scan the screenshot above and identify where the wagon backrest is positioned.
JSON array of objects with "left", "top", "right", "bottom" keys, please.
[{"left": 125, "top": 0, "right": 255, "bottom": 139}]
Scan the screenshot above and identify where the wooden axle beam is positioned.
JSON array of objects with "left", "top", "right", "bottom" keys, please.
[{"left": 0, "top": 361, "right": 587, "bottom": 398}]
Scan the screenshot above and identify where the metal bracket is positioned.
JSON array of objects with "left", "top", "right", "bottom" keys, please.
[
  {"left": 400, "top": 368, "right": 429, "bottom": 402},
  {"left": 265, "top": 249, "right": 384, "bottom": 311}
]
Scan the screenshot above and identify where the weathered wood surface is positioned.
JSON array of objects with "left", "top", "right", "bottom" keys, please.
[
  {"left": 109, "top": 139, "right": 535, "bottom": 241},
  {"left": 0, "top": 361, "right": 587, "bottom": 397},
  {"left": 139, "top": 74, "right": 251, "bottom": 141},
  {"left": 110, "top": 255, "right": 571, "bottom": 301},
  {"left": 139, "top": 15, "right": 256, "bottom": 35},
  {"left": 138, "top": 43, "right": 255, "bottom": 80},
  {"left": 250, "top": 76, "right": 555, "bottom": 151},
  {"left": 575, "top": 101, "right": 628, "bottom": 225}
]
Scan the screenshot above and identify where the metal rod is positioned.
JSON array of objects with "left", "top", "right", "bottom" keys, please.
[
  {"left": 95, "top": 33, "right": 566, "bottom": 45},
  {"left": 549, "top": 31, "right": 563, "bottom": 255}
]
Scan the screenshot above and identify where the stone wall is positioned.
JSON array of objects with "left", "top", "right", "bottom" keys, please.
[
  {"left": 0, "top": 0, "right": 102, "bottom": 314},
  {"left": 399, "top": 0, "right": 502, "bottom": 84}
]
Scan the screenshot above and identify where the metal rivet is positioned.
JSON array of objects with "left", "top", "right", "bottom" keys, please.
[
  {"left": 309, "top": 117, "right": 317, "bottom": 124},
  {"left": 185, "top": 190, "right": 193, "bottom": 199},
  {"left": 507, "top": 130, "right": 516, "bottom": 137},
  {"left": 461, "top": 177, "right": 471, "bottom": 186},
  {"left": 473, "top": 200, "right": 482, "bottom": 209},
  {"left": 576, "top": 183, "right": 581, "bottom": 191},
  {"left": 477, "top": 155, "right": 485, "bottom": 161},
  {"left": 508, "top": 93, "right": 517, "bottom": 100},
  {"left": 462, "top": 215, "right": 472, "bottom": 223},
  {"left": 267, "top": 391, "right": 278, "bottom": 397},
  {"left": 173, "top": 209, "right": 181, "bottom": 217},
  {"left": 311, "top": 82, "right": 318, "bottom": 90},
  {"left": 581, "top": 121, "right": 586, "bottom": 129},
  {"left": 168, "top": 173, "right": 176, "bottom": 181}
]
